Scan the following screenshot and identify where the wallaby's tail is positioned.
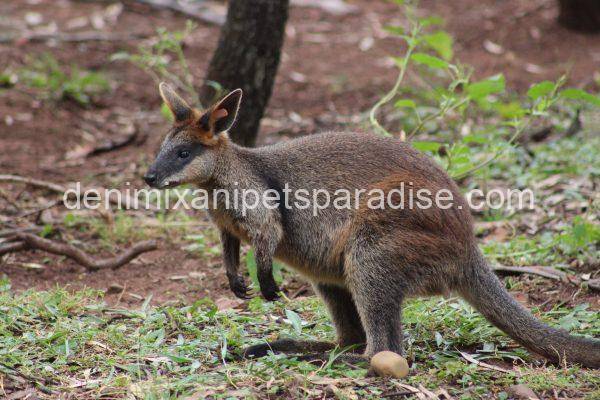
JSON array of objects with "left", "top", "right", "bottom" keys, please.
[{"left": 458, "top": 251, "right": 600, "bottom": 368}]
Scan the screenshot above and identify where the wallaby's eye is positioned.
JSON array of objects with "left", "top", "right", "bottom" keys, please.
[{"left": 178, "top": 150, "right": 190, "bottom": 159}]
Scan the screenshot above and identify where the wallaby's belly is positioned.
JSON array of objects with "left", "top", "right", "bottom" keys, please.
[{"left": 272, "top": 207, "right": 353, "bottom": 286}]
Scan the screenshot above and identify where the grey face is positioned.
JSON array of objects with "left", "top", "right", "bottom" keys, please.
[
  {"left": 145, "top": 83, "right": 243, "bottom": 189},
  {"left": 144, "top": 130, "right": 203, "bottom": 189}
]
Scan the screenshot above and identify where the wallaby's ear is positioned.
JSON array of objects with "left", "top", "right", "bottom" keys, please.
[
  {"left": 200, "top": 89, "right": 243, "bottom": 134},
  {"left": 159, "top": 82, "right": 193, "bottom": 123}
]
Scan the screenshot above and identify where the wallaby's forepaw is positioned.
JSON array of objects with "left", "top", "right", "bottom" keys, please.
[{"left": 228, "top": 275, "right": 252, "bottom": 299}]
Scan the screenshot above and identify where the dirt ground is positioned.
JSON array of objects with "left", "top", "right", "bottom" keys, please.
[{"left": 1, "top": 0, "right": 599, "bottom": 308}]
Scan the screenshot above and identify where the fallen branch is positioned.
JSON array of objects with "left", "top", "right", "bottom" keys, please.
[
  {"left": 6, "top": 233, "right": 157, "bottom": 271},
  {"left": 88, "top": 130, "right": 138, "bottom": 157},
  {"left": 390, "top": 382, "right": 449, "bottom": 400},
  {"left": 0, "top": 174, "right": 65, "bottom": 193},
  {"left": 459, "top": 351, "right": 512, "bottom": 374},
  {"left": 131, "top": 0, "right": 225, "bottom": 25},
  {"left": 0, "top": 242, "right": 27, "bottom": 256},
  {"left": 16, "top": 199, "right": 61, "bottom": 219},
  {"left": 291, "top": 0, "right": 359, "bottom": 16},
  {"left": 493, "top": 265, "right": 568, "bottom": 281},
  {"left": 0, "top": 31, "right": 149, "bottom": 44},
  {"left": 0, "top": 227, "right": 41, "bottom": 238}
]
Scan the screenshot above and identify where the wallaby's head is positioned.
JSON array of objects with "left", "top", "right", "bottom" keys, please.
[{"left": 144, "top": 83, "right": 242, "bottom": 189}]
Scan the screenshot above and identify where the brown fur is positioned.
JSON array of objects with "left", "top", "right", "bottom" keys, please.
[{"left": 147, "top": 86, "right": 600, "bottom": 368}]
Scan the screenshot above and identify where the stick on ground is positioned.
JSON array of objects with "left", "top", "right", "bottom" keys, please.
[
  {"left": 493, "top": 265, "right": 568, "bottom": 281},
  {"left": 5, "top": 233, "right": 157, "bottom": 271},
  {"left": 132, "top": 0, "right": 225, "bottom": 25},
  {"left": 0, "top": 31, "right": 150, "bottom": 44}
]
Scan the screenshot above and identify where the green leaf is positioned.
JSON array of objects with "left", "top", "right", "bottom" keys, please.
[
  {"left": 410, "top": 53, "right": 449, "bottom": 70},
  {"left": 527, "top": 81, "right": 555, "bottom": 100},
  {"left": 384, "top": 25, "right": 404, "bottom": 36},
  {"left": 559, "top": 88, "right": 600, "bottom": 106},
  {"left": 462, "top": 134, "right": 490, "bottom": 144},
  {"left": 40, "top": 224, "right": 54, "bottom": 238},
  {"left": 394, "top": 99, "right": 416, "bottom": 108},
  {"left": 497, "top": 101, "right": 527, "bottom": 119},
  {"left": 467, "top": 74, "right": 505, "bottom": 100},
  {"left": 412, "top": 141, "right": 441, "bottom": 152},
  {"left": 423, "top": 31, "right": 454, "bottom": 60},
  {"left": 285, "top": 309, "right": 303, "bottom": 335},
  {"left": 163, "top": 353, "right": 193, "bottom": 364},
  {"left": 0, "top": 71, "right": 17, "bottom": 87},
  {"left": 418, "top": 16, "right": 444, "bottom": 27}
]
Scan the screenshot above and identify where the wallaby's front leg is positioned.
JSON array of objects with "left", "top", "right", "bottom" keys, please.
[
  {"left": 221, "top": 231, "right": 250, "bottom": 299},
  {"left": 252, "top": 232, "right": 280, "bottom": 301}
]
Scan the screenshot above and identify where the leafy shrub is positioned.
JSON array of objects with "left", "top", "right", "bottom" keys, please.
[{"left": 370, "top": 0, "right": 600, "bottom": 179}]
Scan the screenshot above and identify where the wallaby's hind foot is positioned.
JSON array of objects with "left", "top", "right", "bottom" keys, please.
[
  {"left": 242, "top": 339, "right": 368, "bottom": 366},
  {"left": 242, "top": 339, "right": 336, "bottom": 359}
]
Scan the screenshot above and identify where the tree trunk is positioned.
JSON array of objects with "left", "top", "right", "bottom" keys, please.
[
  {"left": 200, "top": 0, "right": 289, "bottom": 147},
  {"left": 557, "top": 0, "right": 600, "bottom": 32}
]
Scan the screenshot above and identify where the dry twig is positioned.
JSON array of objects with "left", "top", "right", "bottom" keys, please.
[
  {"left": 3, "top": 233, "right": 157, "bottom": 271},
  {"left": 459, "top": 351, "right": 513, "bottom": 374},
  {"left": 0, "top": 174, "right": 66, "bottom": 193},
  {"left": 493, "top": 265, "right": 568, "bottom": 281},
  {"left": 0, "top": 31, "right": 149, "bottom": 44},
  {"left": 0, "top": 242, "right": 27, "bottom": 256},
  {"left": 131, "top": 0, "right": 224, "bottom": 25},
  {"left": 87, "top": 131, "right": 139, "bottom": 157}
]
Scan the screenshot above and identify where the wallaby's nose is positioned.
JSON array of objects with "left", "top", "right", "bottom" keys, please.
[{"left": 144, "top": 173, "right": 157, "bottom": 186}]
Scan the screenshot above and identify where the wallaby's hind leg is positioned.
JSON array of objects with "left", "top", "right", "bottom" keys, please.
[
  {"left": 345, "top": 248, "right": 405, "bottom": 357},
  {"left": 243, "top": 284, "right": 366, "bottom": 360},
  {"left": 314, "top": 283, "right": 366, "bottom": 350}
]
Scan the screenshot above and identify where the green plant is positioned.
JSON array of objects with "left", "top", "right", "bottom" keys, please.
[
  {"left": 0, "top": 69, "right": 18, "bottom": 88},
  {"left": 20, "top": 54, "right": 109, "bottom": 105},
  {"left": 112, "top": 21, "right": 213, "bottom": 114},
  {"left": 370, "top": 0, "right": 600, "bottom": 179}
]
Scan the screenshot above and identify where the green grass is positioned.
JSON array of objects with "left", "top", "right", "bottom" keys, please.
[{"left": 1, "top": 278, "right": 598, "bottom": 399}]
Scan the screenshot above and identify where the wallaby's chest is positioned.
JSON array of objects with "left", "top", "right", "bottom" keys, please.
[{"left": 208, "top": 208, "right": 252, "bottom": 244}]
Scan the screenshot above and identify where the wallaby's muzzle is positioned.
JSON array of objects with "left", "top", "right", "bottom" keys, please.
[
  {"left": 143, "top": 171, "right": 158, "bottom": 187},
  {"left": 143, "top": 159, "right": 183, "bottom": 189}
]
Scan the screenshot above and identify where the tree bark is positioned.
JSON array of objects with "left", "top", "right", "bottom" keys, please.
[
  {"left": 558, "top": 0, "right": 600, "bottom": 32},
  {"left": 200, "top": 0, "right": 289, "bottom": 147}
]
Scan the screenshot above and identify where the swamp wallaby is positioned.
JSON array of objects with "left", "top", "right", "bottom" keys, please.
[{"left": 144, "top": 83, "right": 600, "bottom": 368}]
